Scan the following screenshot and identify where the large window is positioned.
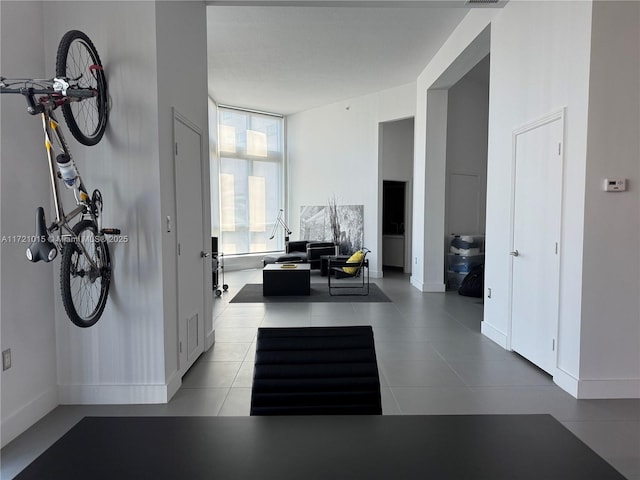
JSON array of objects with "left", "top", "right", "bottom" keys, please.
[{"left": 218, "top": 106, "right": 285, "bottom": 254}]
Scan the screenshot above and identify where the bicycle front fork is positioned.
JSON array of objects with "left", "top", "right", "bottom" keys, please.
[{"left": 26, "top": 207, "right": 57, "bottom": 262}]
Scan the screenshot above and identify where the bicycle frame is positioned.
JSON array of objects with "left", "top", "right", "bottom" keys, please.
[{"left": 39, "top": 102, "right": 102, "bottom": 270}]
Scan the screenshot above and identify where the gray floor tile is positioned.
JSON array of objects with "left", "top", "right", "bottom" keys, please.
[
  {"left": 381, "top": 387, "right": 401, "bottom": 415},
  {"left": 214, "top": 327, "right": 258, "bottom": 343},
  {"left": 391, "top": 386, "right": 478, "bottom": 414},
  {"left": 219, "top": 388, "right": 252, "bottom": 416},
  {"left": 562, "top": 420, "right": 640, "bottom": 479},
  {"left": 202, "top": 342, "right": 251, "bottom": 362},
  {"left": 215, "top": 315, "right": 264, "bottom": 328},
  {"left": 232, "top": 361, "right": 255, "bottom": 388},
  {"left": 446, "top": 358, "right": 554, "bottom": 387},
  {"left": 379, "top": 359, "right": 466, "bottom": 387},
  {"left": 261, "top": 314, "right": 311, "bottom": 327},
  {"left": 164, "top": 387, "right": 229, "bottom": 416},
  {"left": 181, "top": 361, "right": 242, "bottom": 388}
]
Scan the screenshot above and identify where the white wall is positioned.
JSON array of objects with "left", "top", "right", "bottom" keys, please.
[
  {"left": 40, "top": 1, "right": 167, "bottom": 405},
  {"left": 2, "top": 0, "right": 211, "bottom": 444},
  {"left": 413, "top": 14, "right": 493, "bottom": 293},
  {"left": 482, "top": 1, "right": 594, "bottom": 392},
  {"left": 0, "top": 0, "right": 58, "bottom": 447},
  {"left": 419, "top": 1, "right": 638, "bottom": 398},
  {"left": 379, "top": 118, "right": 414, "bottom": 181},
  {"left": 579, "top": 0, "right": 640, "bottom": 398},
  {"left": 445, "top": 56, "right": 489, "bottom": 236},
  {"left": 287, "top": 83, "right": 415, "bottom": 277}
]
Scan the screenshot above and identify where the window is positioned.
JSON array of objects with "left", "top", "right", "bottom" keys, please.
[{"left": 218, "top": 106, "right": 285, "bottom": 254}]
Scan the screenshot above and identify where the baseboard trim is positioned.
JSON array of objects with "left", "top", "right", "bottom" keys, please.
[
  {"left": 166, "top": 370, "right": 182, "bottom": 402},
  {"left": 576, "top": 378, "right": 640, "bottom": 399},
  {"left": 553, "top": 368, "right": 579, "bottom": 398},
  {"left": 1, "top": 386, "right": 58, "bottom": 448},
  {"left": 481, "top": 322, "right": 508, "bottom": 348},
  {"left": 205, "top": 329, "right": 216, "bottom": 351},
  {"left": 58, "top": 383, "right": 172, "bottom": 405},
  {"left": 410, "top": 275, "right": 424, "bottom": 291},
  {"left": 553, "top": 369, "right": 640, "bottom": 399}
]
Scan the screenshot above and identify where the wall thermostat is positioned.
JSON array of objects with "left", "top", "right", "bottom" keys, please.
[{"left": 603, "top": 178, "right": 626, "bottom": 192}]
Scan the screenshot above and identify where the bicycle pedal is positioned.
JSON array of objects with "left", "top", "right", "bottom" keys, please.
[{"left": 101, "top": 228, "right": 121, "bottom": 235}]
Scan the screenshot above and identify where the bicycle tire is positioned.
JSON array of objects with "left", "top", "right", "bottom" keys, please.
[
  {"left": 56, "top": 30, "right": 108, "bottom": 146},
  {"left": 60, "top": 219, "right": 111, "bottom": 327}
]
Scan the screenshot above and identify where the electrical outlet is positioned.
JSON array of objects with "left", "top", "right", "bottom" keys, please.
[{"left": 2, "top": 349, "right": 11, "bottom": 371}]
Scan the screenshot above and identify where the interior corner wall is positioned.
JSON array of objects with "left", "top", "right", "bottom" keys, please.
[
  {"left": 287, "top": 83, "right": 415, "bottom": 278},
  {"left": 579, "top": 0, "right": 640, "bottom": 398},
  {"left": 40, "top": 2, "right": 168, "bottom": 405},
  {"left": 155, "top": 0, "right": 210, "bottom": 394},
  {"left": 1, "top": 1, "right": 58, "bottom": 448}
]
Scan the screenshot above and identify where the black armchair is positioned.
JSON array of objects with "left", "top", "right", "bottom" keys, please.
[{"left": 328, "top": 248, "right": 370, "bottom": 296}]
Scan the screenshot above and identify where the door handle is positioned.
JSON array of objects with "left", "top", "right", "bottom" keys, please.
[
  {"left": 200, "top": 251, "right": 210, "bottom": 258},
  {"left": 509, "top": 250, "right": 519, "bottom": 257}
]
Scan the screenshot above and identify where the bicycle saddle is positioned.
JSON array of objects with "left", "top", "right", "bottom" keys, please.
[{"left": 26, "top": 207, "right": 57, "bottom": 263}]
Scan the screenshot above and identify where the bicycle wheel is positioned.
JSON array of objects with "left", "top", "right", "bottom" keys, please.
[
  {"left": 60, "top": 219, "right": 111, "bottom": 327},
  {"left": 56, "top": 30, "right": 108, "bottom": 146}
]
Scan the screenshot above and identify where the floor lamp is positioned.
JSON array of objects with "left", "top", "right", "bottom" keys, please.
[{"left": 269, "top": 209, "right": 292, "bottom": 243}]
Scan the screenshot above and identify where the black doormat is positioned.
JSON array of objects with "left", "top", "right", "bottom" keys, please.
[
  {"left": 15, "top": 415, "right": 626, "bottom": 480},
  {"left": 230, "top": 283, "right": 391, "bottom": 303}
]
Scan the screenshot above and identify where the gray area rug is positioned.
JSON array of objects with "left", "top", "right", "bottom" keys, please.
[{"left": 230, "top": 283, "right": 391, "bottom": 303}]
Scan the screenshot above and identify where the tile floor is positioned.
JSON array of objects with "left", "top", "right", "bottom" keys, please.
[{"left": 2, "top": 269, "right": 639, "bottom": 479}]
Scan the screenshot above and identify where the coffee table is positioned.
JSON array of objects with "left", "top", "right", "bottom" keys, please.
[{"left": 262, "top": 263, "right": 311, "bottom": 296}]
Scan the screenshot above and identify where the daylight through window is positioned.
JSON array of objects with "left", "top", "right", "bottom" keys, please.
[{"left": 218, "top": 106, "right": 285, "bottom": 255}]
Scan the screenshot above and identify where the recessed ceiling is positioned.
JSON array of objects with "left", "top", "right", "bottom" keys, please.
[{"left": 206, "top": 4, "right": 473, "bottom": 115}]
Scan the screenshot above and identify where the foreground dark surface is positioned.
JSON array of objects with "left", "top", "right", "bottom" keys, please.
[{"left": 16, "top": 414, "right": 626, "bottom": 480}]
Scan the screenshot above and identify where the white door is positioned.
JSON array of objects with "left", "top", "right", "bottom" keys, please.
[
  {"left": 510, "top": 112, "right": 564, "bottom": 375},
  {"left": 174, "top": 111, "right": 206, "bottom": 374}
]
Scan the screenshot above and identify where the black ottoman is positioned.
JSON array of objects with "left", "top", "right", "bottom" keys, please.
[{"left": 250, "top": 326, "right": 382, "bottom": 415}]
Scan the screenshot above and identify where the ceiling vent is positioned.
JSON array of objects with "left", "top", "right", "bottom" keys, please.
[{"left": 466, "top": 0, "right": 507, "bottom": 7}]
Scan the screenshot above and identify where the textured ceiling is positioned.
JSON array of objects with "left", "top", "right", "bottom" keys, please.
[{"left": 206, "top": 5, "right": 472, "bottom": 115}]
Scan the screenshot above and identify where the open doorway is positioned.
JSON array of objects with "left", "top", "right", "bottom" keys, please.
[
  {"left": 382, "top": 181, "right": 406, "bottom": 271},
  {"left": 379, "top": 117, "right": 414, "bottom": 274},
  {"left": 444, "top": 55, "right": 490, "bottom": 291}
]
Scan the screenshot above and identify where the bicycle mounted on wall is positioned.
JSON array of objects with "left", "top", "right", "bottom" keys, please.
[{"left": 1, "top": 30, "right": 119, "bottom": 328}]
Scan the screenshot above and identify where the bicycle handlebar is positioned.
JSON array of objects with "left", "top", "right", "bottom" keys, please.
[
  {"left": 1, "top": 82, "right": 96, "bottom": 115},
  {"left": 1, "top": 85, "right": 96, "bottom": 98}
]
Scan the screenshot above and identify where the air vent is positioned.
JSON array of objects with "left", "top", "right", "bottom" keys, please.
[{"left": 466, "top": 0, "right": 506, "bottom": 6}]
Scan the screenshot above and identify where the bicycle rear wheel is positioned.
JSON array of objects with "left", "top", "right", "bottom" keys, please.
[
  {"left": 60, "top": 220, "right": 111, "bottom": 327},
  {"left": 56, "top": 30, "right": 108, "bottom": 146}
]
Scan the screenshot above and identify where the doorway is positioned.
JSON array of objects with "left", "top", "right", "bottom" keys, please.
[
  {"left": 379, "top": 117, "right": 414, "bottom": 274},
  {"left": 443, "top": 54, "right": 490, "bottom": 291},
  {"left": 382, "top": 181, "right": 406, "bottom": 271},
  {"left": 174, "top": 109, "right": 207, "bottom": 375},
  {"left": 509, "top": 111, "right": 564, "bottom": 375}
]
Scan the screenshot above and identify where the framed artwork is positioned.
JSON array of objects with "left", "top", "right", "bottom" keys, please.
[{"left": 300, "top": 205, "right": 364, "bottom": 255}]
